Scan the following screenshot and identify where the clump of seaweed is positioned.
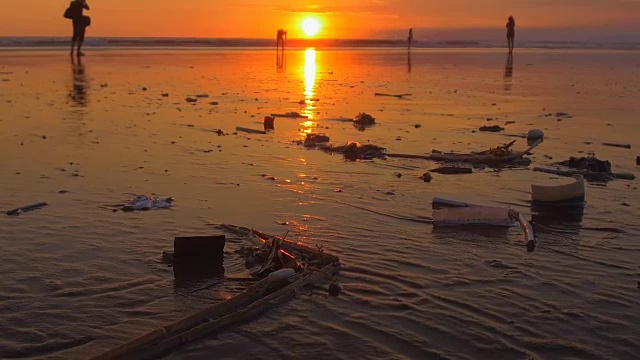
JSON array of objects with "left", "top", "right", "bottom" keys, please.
[
  {"left": 353, "top": 113, "right": 376, "bottom": 131},
  {"left": 303, "top": 133, "right": 330, "bottom": 148},
  {"left": 324, "top": 141, "right": 387, "bottom": 161}
]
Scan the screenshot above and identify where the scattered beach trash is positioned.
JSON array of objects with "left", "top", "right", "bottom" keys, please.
[
  {"left": 533, "top": 156, "right": 635, "bottom": 181},
  {"left": 429, "top": 166, "right": 473, "bottom": 175},
  {"left": 432, "top": 197, "right": 536, "bottom": 251},
  {"left": 433, "top": 206, "right": 515, "bottom": 227},
  {"left": 194, "top": 94, "right": 209, "bottom": 98},
  {"left": 479, "top": 125, "right": 505, "bottom": 132},
  {"left": 6, "top": 201, "right": 48, "bottom": 216},
  {"left": 531, "top": 175, "right": 585, "bottom": 205},
  {"left": 420, "top": 172, "right": 432, "bottom": 182},
  {"left": 163, "top": 235, "right": 226, "bottom": 282},
  {"left": 559, "top": 156, "right": 611, "bottom": 173},
  {"left": 545, "top": 112, "right": 573, "bottom": 119},
  {"left": 326, "top": 142, "right": 386, "bottom": 161},
  {"left": 271, "top": 112, "right": 308, "bottom": 118},
  {"left": 353, "top": 112, "right": 375, "bottom": 126},
  {"left": 353, "top": 112, "right": 376, "bottom": 131},
  {"left": 388, "top": 139, "right": 541, "bottom": 167},
  {"left": 263, "top": 116, "right": 275, "bottom": 130},
  {"left": 161, "top": 93, "right": 169, "bottom": 97},
  {"left": 303, "top": 133, "right": 330, "bottom": 148},
  {"left": 297, "top": 138, "right": 541, "bottom": 167},
  {"left": 119, "top": 195, "right": 173, "bottom": 212},
  {"left": 236, "top": 127, "right": 267, "bottom": 135},
  {"left": 415, "top": 124, "right": 422, "bottom": 128},
  {"left": 186, "top": 97, "right": 197, "bottom": 103},
  {"left": 374, "top": 92, "right": 412, "bottom": 98},
  {"left": 527, "top": 129, "right": 545, "bottom": 141},
  {"left": 208, "top": 101, "right": 219, "bottom": 106},
  {"left": 174, "top": 235, "right": 225, "bottom": 263},
  {"left": 94, "top": 224, "right": 340, "bottom": 360},
  {"left": 328, "top": 282, "right": 342, "bottom": 296},
  {"left": 533, "top": 167, "right": 634, "bottom": 181},
  {"left": 636, "top": 156, "right": 639, "bottom": 166},
  {"left": 602, "top": 142, "right": 631, "bottom": 149},
  {"left": 267, "top": 268, "right": 296, "bottom": 287}
]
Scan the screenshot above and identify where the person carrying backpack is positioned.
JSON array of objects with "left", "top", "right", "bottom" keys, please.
[{"left": 65, "top": 0, "right": 91, "bottom": 56}]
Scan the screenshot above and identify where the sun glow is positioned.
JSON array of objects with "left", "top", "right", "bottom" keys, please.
[{"left": 301, "top": 18, "right": 321, "bottom": 37}]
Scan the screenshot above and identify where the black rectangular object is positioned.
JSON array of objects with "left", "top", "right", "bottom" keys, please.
[{"left": 174, "top": 235, "right": 226, "bottom": 263}]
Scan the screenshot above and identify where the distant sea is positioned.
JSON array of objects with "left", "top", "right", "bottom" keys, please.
[{"left": 1, "top": 37, "right": 639, "bottom": 50}]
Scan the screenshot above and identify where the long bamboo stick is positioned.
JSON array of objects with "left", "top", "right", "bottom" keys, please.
[
  {"left": 387, "top": 139, "right": 542, "bottom": 164},
  {"left": 532, "top": 167, "right": 635, "bottom": 180}
]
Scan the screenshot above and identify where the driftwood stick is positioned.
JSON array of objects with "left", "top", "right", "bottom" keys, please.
[
  {"left": 532, "top": 167, "right": 635, "bottom": 180},
  {"left": 386, "top": 153, "right": 432, "bottom": 160},
  {"left": 602, "top": 142, "right": 631, "bottom": 149},
  {"left": 235, "top": 127, "right": 267, "bottom": 135},
  {"left": 374, "top": 92, "right": 412, "bottom": 98}
]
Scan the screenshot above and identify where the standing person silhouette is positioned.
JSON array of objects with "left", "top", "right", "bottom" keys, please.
[
  {"left": 506, "top": 16, "right": 516, "bottom": 52},
  {"left": 407, "top": 28, "right": 414, "bottom": 50},
  {"left": 68, "top": 0, "right": 90, "bottom": 56}
]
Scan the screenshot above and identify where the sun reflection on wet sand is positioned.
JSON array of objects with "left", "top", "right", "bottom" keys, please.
[
  {"left": 299, "top": 49, "right": 323, "bottom": 141},
  {"left": 303, "top": 49, "right": 317, "bottom": 113}
]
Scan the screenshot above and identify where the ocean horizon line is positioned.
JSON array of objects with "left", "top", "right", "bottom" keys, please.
[{"left": 1, "top": 36, "right": 639, "bottom": 50}]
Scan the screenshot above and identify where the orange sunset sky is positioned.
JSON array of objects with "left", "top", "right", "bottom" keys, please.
[{"left": 1, "top": 0, "right": 639, "bottom": 40}]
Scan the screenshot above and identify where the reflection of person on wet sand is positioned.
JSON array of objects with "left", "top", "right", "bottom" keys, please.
[
  {"left": 504, "top": 52, "right": 513, "bottom": 91},
  {"left": 505, "top": 52, "right": 513, "bottom": 78},
  {"left": 407, "top": 51, "right": 412, "bottom": 73},
  {"left": 276, "top": 29, "right": 287, "bottom": 68},
  {"left": 69, "top": 56, "right": 88, "bottom": 106}
]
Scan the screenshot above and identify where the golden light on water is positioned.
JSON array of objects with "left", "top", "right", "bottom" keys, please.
[
  {"left": 300, "top": 48, "right": 318, "bottom": 139},
  {"left": 304, "top": 48, "right": 316, "bottom": 105}
]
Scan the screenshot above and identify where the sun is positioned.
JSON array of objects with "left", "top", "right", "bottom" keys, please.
[{"left": 302, "top": 18, "right": 321, "bottom": 37}]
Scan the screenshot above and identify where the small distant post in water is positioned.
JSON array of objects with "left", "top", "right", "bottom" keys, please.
[
  {"left": 407, "top": 28, "right": 414, "bottom": 50},
  {"left": 506, "top": 16, "right": 516, "bottom": 53},
  {"left": 276, "top": 29, "right": 287, "bottom": 68}
]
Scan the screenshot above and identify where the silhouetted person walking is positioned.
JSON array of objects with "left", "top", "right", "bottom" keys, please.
[
  {"left": 407, "top": 28, "right": 414, "bottom": 50},
  {"left": 506, "top": 16, "right": 515, "bottom": 52},
  {"left": 68, "top": 0, "right": 90, "bottom": 56}
]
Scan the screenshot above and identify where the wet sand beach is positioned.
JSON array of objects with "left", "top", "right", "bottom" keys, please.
[{"left": 0, "top": 48, "right": 639, "bottom": 359}]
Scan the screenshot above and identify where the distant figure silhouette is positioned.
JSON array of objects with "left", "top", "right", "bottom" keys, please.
[
  {"left": 276, "top": 29, "right": 287, "bottom": 51},
  {"left": 407, "top": 28, "right": 414, "bottom": 50},
  {"left": 68, "top": 0, "right": 90, "bottom": 56},
  {"left": 506, "top": 16, "right": 516, "bottom": 52}
]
